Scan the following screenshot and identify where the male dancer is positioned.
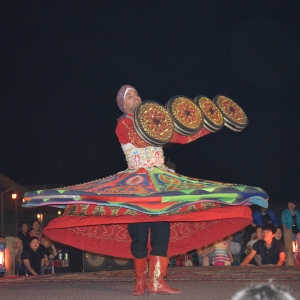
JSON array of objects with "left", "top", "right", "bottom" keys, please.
[
  {"left": 115, "top": 85, "right": 210, "bottom": 295},
  {"left": 22, "top": 84, "right": 269, "bottom": 294}
]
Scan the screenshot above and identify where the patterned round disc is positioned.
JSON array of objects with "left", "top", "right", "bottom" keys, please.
[
  {"left": 166, "top": 95, "right": 204, "bottom": 136},
  {"left": 194, "top": 95, "right": 224, "bottom": 131},
  {"left": 213, "top": 95, "right": 248, "bottom": 128},
  {"left": 133, "top": 100, "right": 174, "bottom": 146}
]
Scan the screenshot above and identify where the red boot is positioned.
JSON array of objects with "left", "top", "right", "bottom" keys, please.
[
  {"left": 132, "top": 257, "right": 148, "bottom": 296},
  {"left": 148, "top": 256, "right": 181, "bottom": 295}
]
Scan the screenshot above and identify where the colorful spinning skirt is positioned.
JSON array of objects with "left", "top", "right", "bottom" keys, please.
[{"left": 23, "top": 167, "right": 268, "bottom": 258}]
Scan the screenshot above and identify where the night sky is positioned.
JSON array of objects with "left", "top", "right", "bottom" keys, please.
[{"left": 1, "top": 1, "right": 300, "bottom": 204}]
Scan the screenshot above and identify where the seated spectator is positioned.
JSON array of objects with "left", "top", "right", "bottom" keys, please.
[
  {"left": 21, "top": 236, "right": 45, "bottom": 275},
  {"left": 240, "top": 226, "right": 263, "bottom": 265},
  {"left": 275, "top": 227, "right": 283, "bottom": 242},
  {"left": 29, "top": 219, "right": 43, "bottom": 240},
  {"left": 262, "top": 214, "right": 272, "bottom": 225},
  {"left": 252, "top": 207, "right": 279, "bottom": 227},
  {"left": 240, "top": 224, "right": 285, "bottom": 266},
  {"left": 231, "top": 230, "right": 244, "bottom": 245},
  {"left": 226, "top": 235, "right": 241, "bottom": 257},
  {"left": 14, "top": 236, "right": 23, "bottom": 268},
  {"left": 212, "top": 237, "right": 233, "bottom": 266},
  {"left": 17, "top": 221, "right": 30, "bottom": 249},
  {"left": 172, "top": 252, "right": 194, "bottom": 267},
  {"left": 39, "top": 236, "right": 58, "bottom": 268},
  {"left": 168, "top": 255, "right": 177, "bottom": 267},
  {"left": 197, "top": 244, "right": 215, "bottom": 266},
  {"left": 246, "top": 226, "right": 263, "bottom": 254},
  {"left": 15, "top": 236, "right": 26, "bottom": 276}
]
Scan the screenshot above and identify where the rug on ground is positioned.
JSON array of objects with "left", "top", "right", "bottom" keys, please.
[{"left": 0, "top": 267, "right": 299, "bottom": 284}]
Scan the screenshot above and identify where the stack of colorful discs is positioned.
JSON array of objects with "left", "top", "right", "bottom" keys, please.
[
  {"left": 194, "top": 95, "right": 224, "bottom": 132},
  {"left": 133, "top": 100, "right": 174, "bottom": 146},
  {"left": 213, "top": 95, "right": 248, "bottom": 132},
  {"left": 166, "top": 95, "right": 204, "bottom": 136}
]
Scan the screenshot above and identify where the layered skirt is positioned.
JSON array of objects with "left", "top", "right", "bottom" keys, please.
[{"left": 23, "top": 167, "right": 268, "bottom": 258}]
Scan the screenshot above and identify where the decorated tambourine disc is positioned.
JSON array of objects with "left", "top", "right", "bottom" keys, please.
[
  {"left": 166, "top": 95, "right": 204, "bottom": 136},
  {"left": 133, "top": 100, "right": 174, "bottom": 146},
  {"left": 213, "top": 95, "right": 248, "bottom": 132},
  {"left": 194, "top": 95, "right": 224, "bottom": 132}
]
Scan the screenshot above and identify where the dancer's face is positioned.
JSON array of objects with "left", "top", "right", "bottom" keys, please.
[{"left": 124, "top": 89, "right": 141, "bottom": 114}]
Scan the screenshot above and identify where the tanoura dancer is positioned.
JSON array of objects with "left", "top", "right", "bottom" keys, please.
[{"left": 23, "top": 85, "right": 269, "bottom": 296}]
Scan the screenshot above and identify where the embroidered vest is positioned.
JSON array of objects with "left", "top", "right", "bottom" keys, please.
[{"left": 121, "top": 143, "right": 165, "bottom": 170}]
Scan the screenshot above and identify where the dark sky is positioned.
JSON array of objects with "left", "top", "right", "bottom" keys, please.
[{"left": 1, "top": 1, "right": 300, "bottom": 204}]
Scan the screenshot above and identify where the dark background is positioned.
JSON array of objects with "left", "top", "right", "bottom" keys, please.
[{"left": 1, "top": 1, "right": 300, "bottom": 204}]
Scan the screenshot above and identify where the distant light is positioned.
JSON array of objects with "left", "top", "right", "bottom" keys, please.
[
  {"left": 36, "top": 214, "right": 41, "bottom": 219},
  {"left": 11, "top": 193, "right": 17, "bottom": 200},
  {"left": 293, "top": 241, "right": 296, "bottom": 254},
  {"left": 58, "top": 211, "right": 62, "bottom": 215},
  {"left": 0, "top": 252, "right": 4, "bottom": 268},
  {"left": 22, "top": 199, "right": 25, "bottom": 203}
]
